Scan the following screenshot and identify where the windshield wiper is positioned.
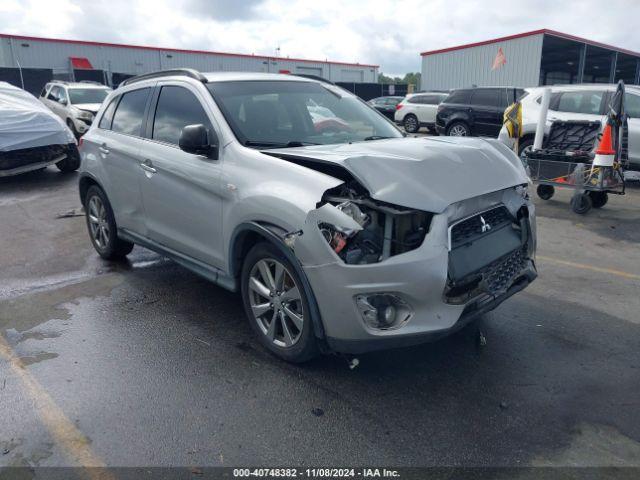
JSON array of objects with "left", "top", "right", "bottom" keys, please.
[
  {"left": 244, "top": 140, "right": 320, "bottom": 149},
  {"left": 363, "top": 135, "right": 395, "bottom": 141}
]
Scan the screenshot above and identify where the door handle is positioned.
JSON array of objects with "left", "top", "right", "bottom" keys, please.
[
  {"left": 99, "top": 144, "right": 110, "bottom": 155},
  {"left": 140, "top": 160, "right": 156, "bottom": 174}
]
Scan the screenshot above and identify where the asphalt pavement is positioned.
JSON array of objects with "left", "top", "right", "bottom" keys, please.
[{"left": 1, "top": 164, "right": 640, "bottom": 470}]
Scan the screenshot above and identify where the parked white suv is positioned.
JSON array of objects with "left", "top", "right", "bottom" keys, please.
[
  {"left": 40, "top": 81, "right": 112, "bottom": 138},
  {"left": 498, "top": 84, "right": 640, "bottom": 171},
  {"left": 79, "top": 70, "right": 536, "bottom": 362},
  {"left": 394, "top": 92, "right": 449, "bottom": 133}
]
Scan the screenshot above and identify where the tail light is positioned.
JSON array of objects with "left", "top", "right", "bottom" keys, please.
[
  {"left": 395, "top": 104, "right": 403, "bottom": 110},
  {"left": 77, "top": 137, "right": 84, "bottom": 147}
]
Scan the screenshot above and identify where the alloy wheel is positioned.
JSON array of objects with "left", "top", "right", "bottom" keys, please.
[
  {"left": 87, "top": 195, "right": 109, "bottom": 249},
  {"left": 248, "top": 258, "right": 304, "bottom": 348},
  {"left": 404, "top": 116, "right": 418, "bottom": 133},
  {"left": 449, "top": 124, "right": 468, "bottom": 136}
]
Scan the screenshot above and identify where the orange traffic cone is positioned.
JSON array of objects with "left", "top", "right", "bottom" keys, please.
[{"left": 593, "top": 123, "right": 616, "bottom": 167}]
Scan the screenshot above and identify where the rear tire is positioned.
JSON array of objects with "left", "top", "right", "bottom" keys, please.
[
  {"left": 518, "top": 138, "right": 534, "bottom": 159},
  {"left": 446, "top": 121, "right": 470, "bottom": 137},
  {"left": 84, "top": 185, "right": 134, "bottom": 260},
  {"left": 56, "top": 145, "right": 81, "bottom": 173},
  {"left": 241, "top": 242, "right": 319, "bottom": 363},
  {"left": 403, "top": 114, "right": 419, "bottom": 134}
]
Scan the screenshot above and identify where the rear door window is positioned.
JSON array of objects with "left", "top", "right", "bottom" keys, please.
[
  {"left": 444, "top": 89, "right": 471, "bottom": 104},
  {"left": 471, "top": 89, "right": 501, "bottom": 107},
  {"left": 555, "top": 91, "right": 604, "bottom": 115},
  {"left": 152, "top": 86, "right": 213, "bottom": 146},
  {"left": 111, "top": 88, "right": 150, "bottom": 136}
]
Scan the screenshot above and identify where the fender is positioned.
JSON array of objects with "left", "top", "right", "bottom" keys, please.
[
  {"left": 78, "top": 171, "right": 105, "bottom": 204},
  {"left": 229, "top": 222, "right": 327, "bottom": 343}
]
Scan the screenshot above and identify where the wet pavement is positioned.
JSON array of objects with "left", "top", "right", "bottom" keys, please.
[{"left": 1, "top": 167, "right": 640, "bottom": 469}]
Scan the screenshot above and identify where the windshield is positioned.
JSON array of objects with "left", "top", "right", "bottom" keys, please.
[
  {"left": 68, "top": 88, "right": 110, "bottom": 105},
  {"left": 207, "top": 81, "right": 403, "bottom": 148}
]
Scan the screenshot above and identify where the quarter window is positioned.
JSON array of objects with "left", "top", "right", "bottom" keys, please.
[
  {"left": 152, "top": 86, "right": 213, "bottom": 145},
  {"left": 99, "top": 96, "right": 119, "bottom": 130},
  {"left": 554, "top": 91, "right": 604, "bottom": 115},
  {"left": 111, "top": 88, "right": 150, "bottom": 136},
  {"left": 624, "top": 93, "right": 640, "bottom": 118}
]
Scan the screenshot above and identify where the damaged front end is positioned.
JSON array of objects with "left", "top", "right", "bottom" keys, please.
[
  {"left": 311, "top": 181, "right": 433, "bottom": 265},
  {"left": 289, "top": 177, "right": 536, "bottom": 353}
]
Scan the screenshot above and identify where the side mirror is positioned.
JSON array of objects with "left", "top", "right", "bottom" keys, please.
[
  {"left": 179, "top": 124, "right": 218, "bottom": 159},
  {"left": 59, "top": 98, "right": 68, "bottom": 105}
]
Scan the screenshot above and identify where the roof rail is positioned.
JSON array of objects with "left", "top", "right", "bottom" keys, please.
[
  {"left": 291, "top": 74, "right": 335, "bottom": 85},
  {"left": 121, "top": 68, "right": 208, "bottom": 86}
]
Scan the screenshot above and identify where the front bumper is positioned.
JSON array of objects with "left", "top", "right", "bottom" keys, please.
[{"left": 298, "top": 189, "right": 537, "bottom": 354}]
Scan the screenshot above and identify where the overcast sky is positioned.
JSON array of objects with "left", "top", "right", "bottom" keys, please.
[{"left": 1, "top": 0, "right": 639, "bottom": 76}]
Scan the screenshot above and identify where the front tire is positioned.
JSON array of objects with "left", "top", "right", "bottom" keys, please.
[
  {"left": 84, "top": 186, "right": 134, "bottom": 260},
  {"left": 571, "top": 193, "right": 593, "bottom": 214},
  {"left": 241, "top": 242, "right": 319, "bottom": 363},
  {"left": 403, "top": 114, "right": 419, "bottom": 134},
  {"left": 66, "top": 119, "right": 80, "bottom": 139}
]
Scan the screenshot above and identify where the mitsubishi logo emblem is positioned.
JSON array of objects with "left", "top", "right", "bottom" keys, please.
[{"left": 480, "top": 215, "right": 491, "bottom": 233}]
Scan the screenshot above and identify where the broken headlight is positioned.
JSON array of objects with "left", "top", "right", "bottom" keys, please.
[
  {"left": 319, "top": 183, "right": 433, "bottom": 265},
  {"left": 355, "top": 293, "right": 413, "bottom": 330}
]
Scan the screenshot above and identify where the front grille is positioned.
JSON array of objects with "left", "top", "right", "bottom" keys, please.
[
  {"left": 0, "top": 144, "right": 68, "bottom": 171},
  {"left": 450, "top": 205, "right": 512, "bottom": 248},
  {"left": 483, "top": 247, "right": 527, "bottom": 294},
  {"left": 444, "top": 247, "right": 528, "bottom": 304}
]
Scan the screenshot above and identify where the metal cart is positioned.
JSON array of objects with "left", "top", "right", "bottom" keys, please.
[{"left": 522, "top": 82, "right": 629, "bottom": 215}]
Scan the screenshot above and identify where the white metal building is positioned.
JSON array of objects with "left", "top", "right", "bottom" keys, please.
[
  {"left": 0, "top": 33, "right": 378, "bottom": 85},
  {"left": 421, "top": 29, "right": 640, "bottom": 91}
]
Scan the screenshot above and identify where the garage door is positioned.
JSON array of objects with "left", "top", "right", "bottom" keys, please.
[
  {"left": 296, "top": 66, "right": 323, "bottom": 77},
  {"left": 341, "top": 69, "right": 364, "bottom": 82}
]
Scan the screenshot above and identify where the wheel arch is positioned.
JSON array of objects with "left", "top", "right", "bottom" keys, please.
[
  {"left": 78, "top": 172, "right": 105, "bottom": 205},
  {"left": 229, "top": 221, "right": 327, "bottom": 343}
]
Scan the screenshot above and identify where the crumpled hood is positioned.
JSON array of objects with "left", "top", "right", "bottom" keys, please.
[
  {"left": 267, "top": 136, "right": 528, "bottom": 212},
  {"left": 73, "top": 103, "right": 102, "bottom": 114}
]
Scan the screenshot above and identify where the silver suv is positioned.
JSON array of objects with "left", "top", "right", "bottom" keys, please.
[{"left": 79, "top": 69, "right": 537, "bottom": 362}]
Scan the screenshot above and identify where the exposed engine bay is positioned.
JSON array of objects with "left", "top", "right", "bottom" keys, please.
[{"left": 317, "top": 181, "right": 433, "bottom": 264}]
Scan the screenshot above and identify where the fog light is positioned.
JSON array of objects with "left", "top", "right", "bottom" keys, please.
[{"left": 355, "top": 293, "right": 413, "bottom": 330}]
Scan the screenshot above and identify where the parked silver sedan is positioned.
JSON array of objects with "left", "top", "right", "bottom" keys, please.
[{"left": 79, "top": 70, "right": 536, "bottom": 362}]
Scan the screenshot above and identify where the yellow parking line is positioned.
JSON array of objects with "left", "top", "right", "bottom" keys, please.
[
  {"left": 0, "top": 335, "right": 115, "bottom": 479},
  {"left": 538, "top": 255, "right": 640, "bottom": 281}
]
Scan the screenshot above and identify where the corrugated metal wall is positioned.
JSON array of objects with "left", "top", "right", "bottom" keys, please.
[
  {"left": 0, "top": 36, "right": 378, "bottom": 83},
  {"left": 421, "top": 34, "right": 544, "bottom": 90}
]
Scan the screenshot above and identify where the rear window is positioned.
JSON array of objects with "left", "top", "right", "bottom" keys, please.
[
  {"left": 111, "top": 88, "right": 150, "bottom": 136},
  {"left": 444, "top": 89, "right": 472, "bottom": 104}
]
